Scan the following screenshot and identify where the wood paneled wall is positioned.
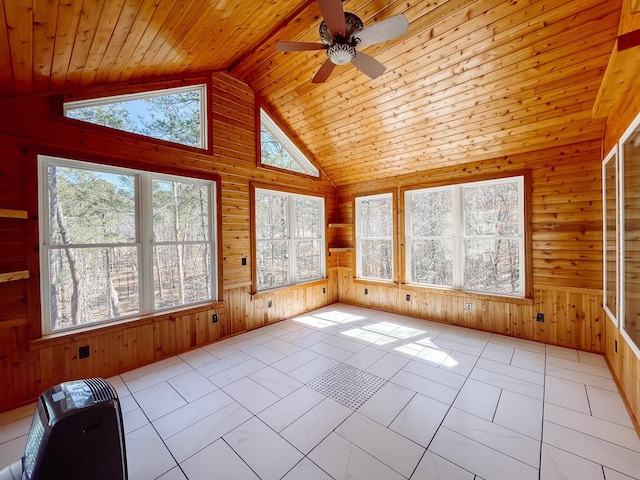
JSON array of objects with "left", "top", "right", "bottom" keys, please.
[
  {"left": 0, "top": 72, "right": 336, "bottom": 412},
  {"left": 334, "top": 140, "right": 606, "bottom": 351}
]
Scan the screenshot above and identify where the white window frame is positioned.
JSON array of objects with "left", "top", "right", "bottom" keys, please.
[
  {"left": 405, "top": 176, "right": 525, "bottom": 297},
  {"left": 63, "top": 84, "right": 208, "bottom": 149},
  {"left": 355, "top": 193, "right": 394, "bottom": 282},
  {"left": 259, "top": 109, "right": 319, "bottom": 177},
  {"left": 619, "top": 110, "right": 640, "bottom": 360},
  {"left": 602, "top": 145, "right": 619, "bottom": 327},
  {"left": 255, "top": 188, "right": 325, "bottom": 291},
  {"left": 38, "top": 155, "right": 217, "bottom": 335}
]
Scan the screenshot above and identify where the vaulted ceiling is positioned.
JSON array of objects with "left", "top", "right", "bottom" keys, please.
[{"left": 0, "top": 0, "right": 622, "bottom": 186}]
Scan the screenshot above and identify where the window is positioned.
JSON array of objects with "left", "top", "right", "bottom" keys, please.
[
  {"left": 259, "top": 109, "right": 319, "bottom": 177},
  {"left": 255, "top": 188, "right": 324, "bottom": 290},
  {"left": 38, "top": 155, "right": 217, "bottom": 334},
  {"left": 621, "top": 111, "right": 640, "bottom": 357},
  {"left": 405, "top": 176, "right": 524, "bottom": 296},
  {"left": 64, "top": 84, "right": 207, "bottom": 148},
  {"left": 602, "top": 146, "right": 619, "bottom": 327},
  {"left": 356, "top": 193, "right": 394, "bottom": 281}
]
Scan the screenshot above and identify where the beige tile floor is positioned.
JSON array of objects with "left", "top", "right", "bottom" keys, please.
[{"left": 1, "top": 303, "right": 639, "bottom": 479}]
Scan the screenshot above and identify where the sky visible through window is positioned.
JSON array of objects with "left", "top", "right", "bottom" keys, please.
[{"left": 64, "top": 86, "right": 205, "bottom": 148}]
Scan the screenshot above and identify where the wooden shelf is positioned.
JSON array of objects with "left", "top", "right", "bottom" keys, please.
[
  {"left": 0, "top": 270, "right": 30, "bottom": 283},
  {"left": 329, "top": 247, "right": 354, "bottom": 252},
  {"left": 0, "top": 209, "right": 28, "bottom": 219},
  {"left": 328, "top": 223, "right": 352, "bottom": 228}
]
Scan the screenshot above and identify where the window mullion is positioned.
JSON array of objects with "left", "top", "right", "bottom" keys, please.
[
  {"left": 453, "top": 186, "right": 463, "bottom": 289},
  {"left": 289, "top": 195, "right": 296, "bottom": 285},
  {"left": 139, "top": 173, "right": 153, "bottom": 313}
]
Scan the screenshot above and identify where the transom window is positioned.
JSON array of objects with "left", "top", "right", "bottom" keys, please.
[
  {"left": 38, "top": 155, "right": 217, "bottom": 334},
  {"left": 259, "top": 109, "right": 319, "bottom": 177},
  {"left": 405, "top": 176, "right": 524, "bottom": 296},
  {"left": 355, "top": 193, "right": 394, "bottom": 281},
  {"left": 64, "top": 84, "right": 207, "bottom": 149},
  {"left": 255, "top": 188, "right": 324, "bottom": 291}
]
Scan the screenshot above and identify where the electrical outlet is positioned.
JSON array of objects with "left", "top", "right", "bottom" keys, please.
[
  {"left": 268, "top": 300, "right": 272, "bottom": 308},
  {"left": 406, "top": 294, "right": 411, "bottom": 301},
  {"left": 465, "top": 302, "right": 472, "bottom": 311},
  {"left": 322, "top": 287, "right": 326, "bottom": 294},
  {"left": 241, "top": 257, "right": 247, "bottom": 266},
  {"left": 536, "top": 312, "right": 544, "bottom": 322},
  {"left": 364, "top": 288, "right": 368, "bottom": 295},
  {"left": 79, "top": 345, "right": 90, "bottom": 359},
  {"left": 212, "top": 313, "right": 218, "bottom": 323}
]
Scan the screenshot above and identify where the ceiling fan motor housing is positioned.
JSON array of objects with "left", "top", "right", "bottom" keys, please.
[{"left": 319, "top": 12, "right": 364, "bottom": 44}]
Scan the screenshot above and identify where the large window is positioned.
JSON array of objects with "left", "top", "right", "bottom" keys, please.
[
  {"left": 255, "top": 188, "right": 324, "bottom": 291},
  {"left": 621, "top": 112, "right": 640, "bottom": 357},
  {"left": 64, "top": 84, "right": 207, "bottom": 149},
  {"left": 405, "top": 176, "right": 524, "bottom": 296},
  {"left": 259, "top": 109, "right": 319, "bottom": 177},
  {"left": 39, "top": 155, "right": 217, "bottom": 334},
  {"left": 356, "top": 193, "right": 394, "bottom": 281}
]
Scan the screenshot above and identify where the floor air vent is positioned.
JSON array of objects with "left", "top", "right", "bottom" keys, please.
[{"left": 307, "top": 363, "right": 386, "bottom": 409}]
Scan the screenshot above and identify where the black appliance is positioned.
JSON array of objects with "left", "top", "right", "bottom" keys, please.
[{"left": 21, "top": 377, "right": 127, "bottom": 480}]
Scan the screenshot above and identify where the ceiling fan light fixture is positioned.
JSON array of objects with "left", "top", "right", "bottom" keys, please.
[
  {"left": 327, "top": 44, "right": 356, "bottom": 65},
  {"left": 278, "top": 0, "right": 408, "bottom": 83}
]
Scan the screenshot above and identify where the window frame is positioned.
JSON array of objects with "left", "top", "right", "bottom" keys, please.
[
  {"left": 256, "top": 104, "right": 320, "bottom": 178},
  {"left": 619, "top": 109, "right": 640, "bottom": 360},
  {"left": 38, "top": 154, "right": 219, "bottom": 335},
  {"left": 62, "top": 81, "right": 210, "bottom": 152},
  {"left": 355, "top": 192, "right": 395, "bottom": 282},
  {"left": 602, "top": 145, "right": 619, "bottom": 328},
  {"left": 404, "top": 174, "right": 527, "bottom": 298},
  {"left": 252, "top": 185, "right": 326, "bottom": 293}
]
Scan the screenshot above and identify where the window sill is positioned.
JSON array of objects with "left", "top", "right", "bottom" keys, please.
[
  {"left": 252, "top": 278, "right": 329, "bottom": 297},
  {"left": 29, "top": 301, "right": 224, "bottom": 350},
  {"left": 353, "top": 278, "right": 399, "bottom": 288},
  {"left": 402, "top": 283, "right": 533, "bottom": 305}
]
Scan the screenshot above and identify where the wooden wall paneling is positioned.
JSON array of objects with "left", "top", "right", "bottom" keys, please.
[
  {"left": 0, "top": 0, "right": 14, "bottom": 92},
  {"left": 335, "top": 140, "right": 604, "bottom": 351},
  {"left": 606, "top": 320, "right": 640, "bottom": 430},
  {"left": 0, "top": 71, "right": 332, "bottom": 412}
]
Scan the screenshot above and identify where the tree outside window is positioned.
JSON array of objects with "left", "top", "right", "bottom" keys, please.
[
  {"left": 39, "top": 156, "right": 216, "bottom": 334},
  {"left": 406, "top": 176, "right": 524, "bottom": 296},
  {"left": 255, "top": 189, "right": 324, "bottom": 291},
  {"left": 356, "top": 193, "right": 394, "bottom": 281}
]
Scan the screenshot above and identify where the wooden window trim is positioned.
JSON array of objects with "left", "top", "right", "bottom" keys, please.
[
  {"left": 250, "top": 182, "right": 329, "bottom": 295},
  {"left": 255, "top": 98, "right": 322, "bottom": 181},
  {"left": 23, "top": 144, "right": 224, "bottom": 341},
  {"left": 56, "top": 75, "right": 214, "bottom": 156},
  {"left": 399, "top": 170, "right": 533, "bottom": 300}
]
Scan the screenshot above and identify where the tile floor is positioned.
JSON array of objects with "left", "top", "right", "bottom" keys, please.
[{"left": 1, "top": 303, "right": 640, "bottom": 479}]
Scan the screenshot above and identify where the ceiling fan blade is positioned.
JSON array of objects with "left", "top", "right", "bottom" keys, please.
[
  {"left": 276, "top": 41, "right": 326, "bottom": 52},
  {"left": 357, "top": 14, "right": 409, "bottom": 47},
  {"left": 318, "top": 0, "right": 345, "bottom": 37},
  {"left": 351, "top": 51, "right": 386, "bottom": 79},
  {"left": 312, "top": 59, "right": 337, "bottom": 83}
]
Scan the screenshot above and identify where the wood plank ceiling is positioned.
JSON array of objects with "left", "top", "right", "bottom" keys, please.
[{"left": 0, "top": 0, "right": 621, "bottom": 186}]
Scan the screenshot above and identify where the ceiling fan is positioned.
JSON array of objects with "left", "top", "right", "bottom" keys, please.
[{"left": 276, "top": 0, "right": 409, "bottom": 83}]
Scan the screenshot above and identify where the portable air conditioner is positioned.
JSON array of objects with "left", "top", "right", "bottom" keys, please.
[{"left": 21, "top": 378, "right": 127, "bottom": 480}]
